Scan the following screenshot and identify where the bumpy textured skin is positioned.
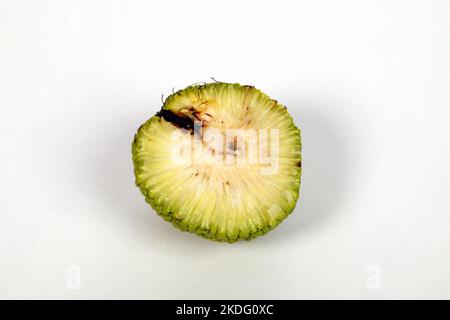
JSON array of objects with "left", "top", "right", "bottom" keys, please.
[{"left": 132, "top": 82, "right": 301, "bottom": 243}]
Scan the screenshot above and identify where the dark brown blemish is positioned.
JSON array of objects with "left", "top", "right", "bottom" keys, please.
[
  {"left": 269, "top": 99, "right": 278, "bottom": 107},
  {"left": 228, "top": 137, "right": 238, "bottom": 152},
  {"left": 156, "top": 108, "right": 194, "bottom": 131},
  {"left": 193, "top": 112, "right": 202, "bottom": 121}
]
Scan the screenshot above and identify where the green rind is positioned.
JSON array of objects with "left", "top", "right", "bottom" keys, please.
[{"left": 132, "top": 82, "right": 302, "bottom": 243}]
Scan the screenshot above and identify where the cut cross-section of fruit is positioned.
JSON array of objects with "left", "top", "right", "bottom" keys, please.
[{"left": 132, "top": 82, "right": 301, "bottom": 242}]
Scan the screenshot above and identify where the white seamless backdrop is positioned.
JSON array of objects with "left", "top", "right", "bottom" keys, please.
[{"left": 1, "top": 0, "right": 450, "bottom": 299}]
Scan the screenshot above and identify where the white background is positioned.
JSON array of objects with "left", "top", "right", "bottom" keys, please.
[{"left": 1, "top": 0, "right": 449, "bottom": 299}]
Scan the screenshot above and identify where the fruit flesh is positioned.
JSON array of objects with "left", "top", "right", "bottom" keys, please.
[{"left": 132, "top": 83, "right": 301, "bottom": 242}]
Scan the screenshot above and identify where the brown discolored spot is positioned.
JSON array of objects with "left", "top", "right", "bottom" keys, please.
[
  {"left": 193, "top": 112, "right": 202, "bottom": 121},
  {"left": 269, "top": 99, "right": 278, "bottom": 107},
  {"left": 156, "top": 108, "right": 194, "bottom": 131},
  {"left": 228, "top": 137, "right": 238, "bottom": 152}
]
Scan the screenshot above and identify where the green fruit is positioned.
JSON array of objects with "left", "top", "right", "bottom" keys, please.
[{"left": 132, "top": 82, "right": 301, "bottom": 242}]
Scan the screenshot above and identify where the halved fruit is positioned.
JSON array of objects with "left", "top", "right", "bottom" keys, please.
[{"left": 132, "top": 82, "right": 301, "bottom": 242}]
